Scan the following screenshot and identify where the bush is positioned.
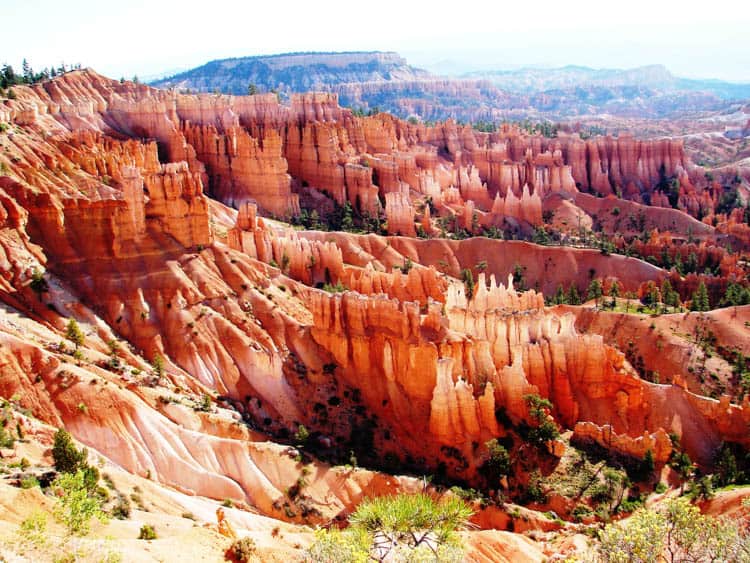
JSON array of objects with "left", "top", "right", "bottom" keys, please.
[
  {"left": 29, "top": 268, "right": 49, "bottom": 295},
  {"left": 0, "top": 424, "right": 14, "bottom": 448},
  {"left": 138, "top": 524, "right": 157, "bottom": 540},
  {"left": 480, "top": 439, "right": 511, "bottom": 485},
  {"left": 294, "top": 424, "right": 309, "bottom": 445},
  {"left": 308, "top": 493, "right": 472, "bottom": 562},
  {"left": 52, "top": 429, "right": 88, "bottom": 474},
  {"left": 529, "top": 419, "right": 560, "bottom": 445},
  {"left": 523, "top": 394, "right": 560, "bottom": 446},
  {"left": 631, "top": 449, "right": 655, "bottom": 482},
  {"left": 522, "top": 471, "right": 548, "bottom": 504},
  {"left": 230, "top": 537, "right": 257, "bottom": 561},
  {"left": 52, "top": 470, "right": 107, "bottom": 535},
  {"left": 597, "top": 497, "right": 749, "bottom": 562},
  {"left": 197, "top": 393, "right": 212, "bottom": 412},
  {"left": 321, "top": 281, "right": 347, "bottom": 293},
  {"left": 572, "top": 504, "right": 593, "bottom": 522},
  {"left": 20, "top": 475, "right": 40, "bottom": 489},
  {"left": 65, "top": 318, "right": 84, "bottom": 351},
  {"left": 111, "top": 494, "right": 131, "bottom": 519},
  {"left": 18, "top": 511, "right": 48, "bottom": 547}
]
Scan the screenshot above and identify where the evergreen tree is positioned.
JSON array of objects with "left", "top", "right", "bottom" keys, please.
[
  {"left": 22, "top": 59, "right": 32, "bottom": 83},
  {"left": 690, "top": 281, "right": 710, "bottom": 312},
  {"left": 151, "top": 354, "right": 164, "bottom": 381},
  {"left": 461, "top": 268, "right": 475, "bottom": 300},
  {"left": 608, "top": 280, "right": 620, "bottom": 309},
  {"left": 721, "top": 282, "right": 750, "bottom": 307},
  {"left": 587, "top": 279, "right": 603, "bottom": 307},
  {"left": 65, "top": 318, "right": 84, "bottom": 351},
  {"left": 52, "top": 429, "right": 88, "bottom": 474},
  {"left": 341, "top": 202, "right": 355, "bottom": 232},
  {"left": 553, "top": 284, "right": 566, "bottom": 305},
  {"left": 661, "top": 279, "right": 679, "bottom": 310},
  {"left": 567, "top": 284, "right": 581, "bottom": 305}
]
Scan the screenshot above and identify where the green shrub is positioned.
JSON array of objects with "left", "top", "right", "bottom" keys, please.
[
  {"left": 294, "top": 424, "right": 309, "bottom": 445},
  {"left": 597, "top": 497, "right": 747, "bottom": 562},
  {"left": 20, "top": 475, "right": 40, "bottom": 489},
  {"left": 230, "top": 537, "right": 257, "bottom": 561},
  {"left": 0, "top": 424, "right": 14, "bottom": 448},
  {"left": 111, "top": 494, "right": 131, "bottom": 519},
  {"left": 322, "top": 281, "right": 347, "bottom": 293},
  {"left": 52, "top": 429, "right": 87, "bottom": 473},
  {"left": 523, "top": 394, "right": 560, "bottom": 445},
  {"left": 196, "top": 393, "right": 212, "bottom": 412},
  {"left": 138, "top": 524, "right": 157, "bottom": 540},
  {"left": 29, "top": 268, "right": 49, "bottom": 295},
  {"left": 308, "top": 493, "right": 472, "bottom": 562},
  {"left": 572, "top": 504, "right": 593, "bottom": 522},
  {"left": 52, "top": 470, "right": 107, "bottom": 535},
  {"left": 18, "top": 511, "right": 48, "bottom": 547},
  {"left": 480, "top": 439, "right": 511, "bottom": 485},
  {"left": 65, "top": 318, "right": 84, "bottom": 351}
]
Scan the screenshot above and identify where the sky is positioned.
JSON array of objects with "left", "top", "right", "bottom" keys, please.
[{"left": 3, "top": 0, "right": 749, "bottom": 82}]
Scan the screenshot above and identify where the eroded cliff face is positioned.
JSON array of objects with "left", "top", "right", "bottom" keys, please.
[
  {"left": 0, "top": 69, "right": 747, "bottom": 533},
  {"left": 6, "top": 68, "right": 710, "bottom": 231}
]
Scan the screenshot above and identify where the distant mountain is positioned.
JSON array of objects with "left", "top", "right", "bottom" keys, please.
[
  {"left": 151, "top": 51, "right": 431, "bottom": 94},
  {"left": 150, "top": 53, "right": 749, "bottom": 121},
  {"left": 461, "top": 64, "right": 750, "bottom": 100}
]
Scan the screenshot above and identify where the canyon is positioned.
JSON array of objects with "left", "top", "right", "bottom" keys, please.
[{"left": 0, "top": 68, "right": 748, "bottom": 561}]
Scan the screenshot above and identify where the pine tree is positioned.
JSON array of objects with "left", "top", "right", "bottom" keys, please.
[
  {"left": 721, "top": 282, "right": 750, "bottom": 308},
  {"left": 461, "top": 268, "right": 475, "bottom": 300},
  {"left": 567, "top": 284, "right": 581, "bottom": 305},
  {"left": 52, "top": 429, "right": 88, "bottom": 473},
  {"left": 587, "top": 279, "right": 603, "bottom": 307},
  {"left": 65, "top": 318, "right": 84, "bottom": 351},
  {"left": 22, "top": 58, "right": 32, "bottom": 83},
  {"left": 341, "top": 202, "right": 355, "bottom": 232},
  {"left": 661, "top": 279, "right": 679, "bottom": 310},
  {"left": 608, "top": 281, "right": 620, "bottom": 309},
  {"left": 553, "top": 284, "right": 566, "bottom": 305},
  {"left": 690, "top": 281, "right": 710, "bottom": 312}
]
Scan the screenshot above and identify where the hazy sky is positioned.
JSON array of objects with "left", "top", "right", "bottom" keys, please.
[{"left": 3, "top": 0, "right": 749, "bottom": 81}]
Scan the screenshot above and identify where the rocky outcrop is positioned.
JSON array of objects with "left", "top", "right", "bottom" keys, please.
[
  {"left": 341, "top": 264, "right": 446, "bottom": 305},
  {"left": 573, "top": 422, "right": 673, "bottom": 463},
  {"left": 143, "top": 162, "right": 211, "bottom": 248},
  {"left": 308, "top": 260, "right": 750, "bottom": 469},
  {"left": 228, "top": 202, "right": 344, "bottom": 286},
  {"left": 182, "top": 124, "right": 299, "bottom": 217},
  {"left": 384, "top": 191, "right": 416, "bottom": 236}
]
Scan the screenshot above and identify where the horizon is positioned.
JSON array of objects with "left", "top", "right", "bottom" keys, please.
[
  {"left": 2, "top": 0, "right": 749, "bottom": 83},
  {"left": 144, "top": 53, "right": 750, "bottom": 85},
  {"left": 8, "top": 53, "right": 750, "bottom": 88}
]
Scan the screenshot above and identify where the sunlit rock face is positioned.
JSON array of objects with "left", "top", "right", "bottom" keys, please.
[{"left": 0, "top": 69, "right": 747, "bottom": 516}]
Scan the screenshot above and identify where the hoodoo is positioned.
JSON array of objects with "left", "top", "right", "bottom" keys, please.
[{"left": 0, "top": 62, "right": 748, "bottom": 562}]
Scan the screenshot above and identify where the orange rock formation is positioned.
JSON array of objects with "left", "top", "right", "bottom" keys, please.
[{"left": 0, "top": 69, "right": 747, "bottom": 537}]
